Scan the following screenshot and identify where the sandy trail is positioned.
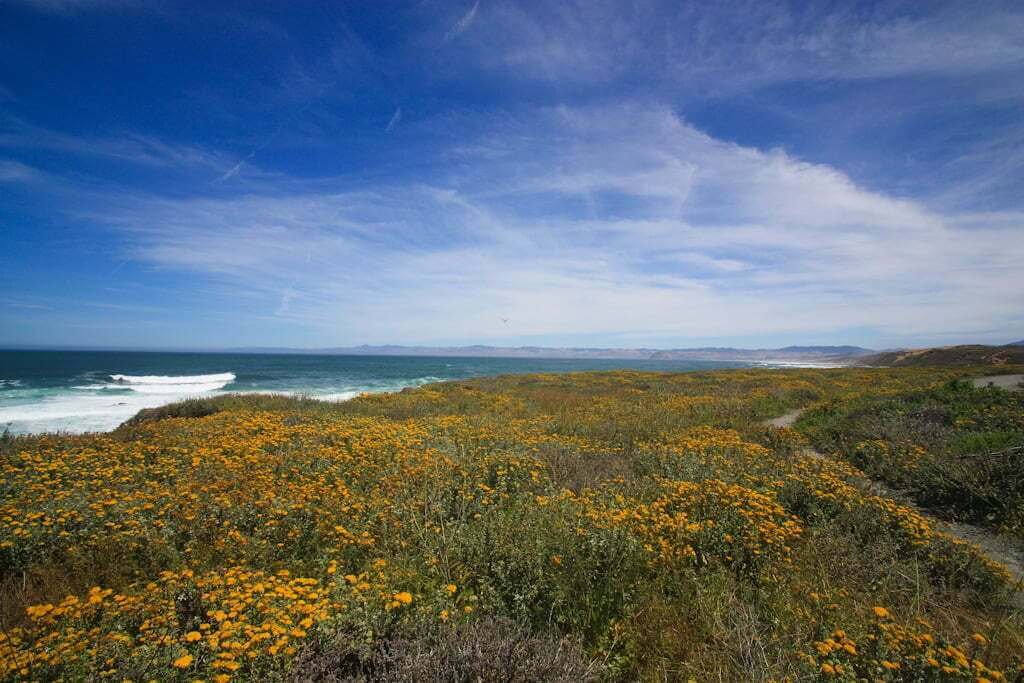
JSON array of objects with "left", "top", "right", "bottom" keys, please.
[
  {"left": 764, "top": 374, "right": 1024, "bottom": 595},
  {"left": 972, "top": 374, "right": 1024, "bottom": 390},
  {"left": 766, "top": 409, "right": 805, "bottom": 429}
]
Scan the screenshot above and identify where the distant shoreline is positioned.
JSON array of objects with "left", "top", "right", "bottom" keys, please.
[{"left": 0, "top": 344, "right": 871, "bottom": 364}]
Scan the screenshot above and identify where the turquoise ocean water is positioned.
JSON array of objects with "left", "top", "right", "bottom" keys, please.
[{"left": 0, "top": 350, "right": 760, "bottom": 435}]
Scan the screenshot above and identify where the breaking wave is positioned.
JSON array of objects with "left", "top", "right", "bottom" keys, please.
[
  {"left": 109, "top": 372, "right": 236, "bottom": 386},
  {"left": 92, "top": 372, "right": 237, "bottom": 394}
]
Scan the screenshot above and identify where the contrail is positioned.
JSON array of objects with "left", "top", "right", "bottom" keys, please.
[
  {"left": 385, "top": 107, "right": 402, "bottom": 132},
  {"left": 216, "top": 97, "right": 318, "bottom": 182},
  {"left": 444, "top": 0, "right": 479, "bottom": 42},
  {"left": 217, "top": 125, "right": 283, "bottom": 182}
]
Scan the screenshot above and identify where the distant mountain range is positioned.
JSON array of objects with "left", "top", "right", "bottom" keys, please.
[
  {"left": 225, "top": 344, "right": 875, "bottom": 362},
  {"left": 8, "top": 340, "right": 1023, "bottom": 364}
]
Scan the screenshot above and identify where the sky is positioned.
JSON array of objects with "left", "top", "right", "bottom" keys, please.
[{"left": 1, "top": 0, "right": 1023, "bottom": 351}]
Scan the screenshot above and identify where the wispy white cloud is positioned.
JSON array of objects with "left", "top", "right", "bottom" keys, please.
[
  {"left": 8, "top": 0, "right": 144, "bottom": 13},
  {"left": 3, "top": 300, "right": 51, "bottom": 311},
  {"left": 0, "top": 159, "right": 42, "bottom": 182},
  {"left": 442, "top": 1, "right": 1024, "bottom": 88},
  {"left": 444, "top": 0, "right": 480, "bottom": 42},
  {"left": 0, "top": 116, "right": 236, "bottom": 174},
  {"left": 3, "top": 1, "right": 1021, "bottom": 349},
  {"left": 669, "top": 253, "right": 750, "bottom": 273},
  {"left": 66, "top": 105, "right": 1022, "bottom": 346}
]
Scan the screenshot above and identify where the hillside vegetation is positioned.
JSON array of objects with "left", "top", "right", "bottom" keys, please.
[
  {"left": 860, "top": 345, "right": 1024, "bottom": 367},
  {"left": 800, "top": 380, "right": 1024, "bottom": 539},
  {"left": 2, "top": 367, "right": 1024, "bottom": 681}
]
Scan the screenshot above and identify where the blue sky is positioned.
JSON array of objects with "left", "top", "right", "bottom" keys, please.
[{"left": 1, "top": 0, "right": 1022, "bottom": 350}]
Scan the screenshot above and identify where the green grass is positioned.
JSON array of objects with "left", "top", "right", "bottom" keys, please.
[{"left": 800, "top": 379, "right": 1024, "bottom": 537}]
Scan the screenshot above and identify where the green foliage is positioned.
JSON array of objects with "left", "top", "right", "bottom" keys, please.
[{"left": 802, "top": 379, "right": 1024, "bottom": 536}]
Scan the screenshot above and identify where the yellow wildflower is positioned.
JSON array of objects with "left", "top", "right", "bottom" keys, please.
[{"left": 172, "top": 653, "right": 194, "bottom": 669}]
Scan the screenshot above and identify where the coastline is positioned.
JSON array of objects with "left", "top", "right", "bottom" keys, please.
[{"left": 0, "top": 351, "right": 856, "bottom": 436}]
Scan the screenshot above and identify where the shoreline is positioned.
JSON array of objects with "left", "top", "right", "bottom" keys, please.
[{"left": 0, "top": 359, "right": 859, "bottom": 437}]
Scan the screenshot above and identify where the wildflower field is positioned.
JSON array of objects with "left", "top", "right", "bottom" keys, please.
[{"left": 2, "top": 366, "right": 1023, "bottom": 681}]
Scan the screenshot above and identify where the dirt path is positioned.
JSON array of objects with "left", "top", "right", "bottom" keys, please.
[
  {"left": 972, "top": 374, "right": 1024, "bottom": 391},
  {"left": 765, "top": 409, "right": 806, "bottom": 429},
  {"left": 764, "top": 376, "right": 1024, "bottom": 592}
]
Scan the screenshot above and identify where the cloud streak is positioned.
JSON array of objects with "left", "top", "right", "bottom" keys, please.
[
  {"left": 69, "top": 105, "right": 1022, "bottom": 346},
  {"left": 8, "top": 0, "right": 142, "bottom": 13},
  {"left": 438, "top": 1, "right": 1024, "bottom": 90},
  {"left": 0, "top": 116, "right": 236, "bottom": 174},
  {"left": 385, "top": 107, "right": 402, "bottom": 132},
  {"left": 444, "top": 0, "right": 480, "bottom": 42}
]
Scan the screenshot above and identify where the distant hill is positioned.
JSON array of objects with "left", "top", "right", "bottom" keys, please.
[
  {"left": 859, "top": 345, "right": 1024, "bottom": 367},
  {"left": 1007, "top": 340, "right": 1024, "bottom": 346},
  {"left": 225, "top": 344, "right": 874, "bottom": 363}
]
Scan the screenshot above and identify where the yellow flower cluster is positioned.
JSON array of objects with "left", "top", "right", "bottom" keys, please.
[
  {"left": 581, "top": 476, "right": 803, "bottom": 575},
  {"left": 1, "top": 365, "right": 1019, "bottom": 680},
  {"left": 2, "top": 566, "right": 344, "bottom": 679},
  {"left": 806, "top": 605, "right": 1007, "bottom": 681}
]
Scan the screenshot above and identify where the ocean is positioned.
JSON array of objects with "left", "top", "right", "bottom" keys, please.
[{"left": 0, "top": 350, "right": 766, "bottom": 435}]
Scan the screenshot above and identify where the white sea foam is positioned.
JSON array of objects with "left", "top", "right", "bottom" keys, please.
[
  {"left": 110, "top": 372, "right": 236, "bottom": 386},
  {"left": 1, "top": 372, "right": 443, "bottom": 435},
  {"left": 116, "top": 381, "right": 232, "bottom": 394},
  {"left": 753, "top": 360, "right": 849, "bottom": 369},
  {"left": 317, "top": 391, "right": 363, "bottom": 402},
  {"left": 67, "top": 373, "right": 237, "bottom": 395},
  {"left": 0, "top": 371, "right": 236, "bottom": 434},
  {"left": 0, "top": 392, "right": 193, "bottom": 433}
]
